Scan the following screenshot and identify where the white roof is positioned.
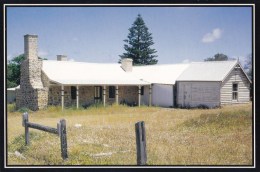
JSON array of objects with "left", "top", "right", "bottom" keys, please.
[
  {"left": 42, "top": 60, "right": 149, "bottom": 85},
  {"left": 132, "top": 64, "right": 190, "bottom": 84},
  {"left": 7, "top": 85, "right": 20, "bottom": 91},
  {"left": 176, "top": 60, "right": 238, "bottom": 81}
]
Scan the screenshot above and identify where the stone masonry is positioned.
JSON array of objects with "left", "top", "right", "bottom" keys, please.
[
  {"left": 16, "top": 35, "right": 48, "bottom": 111},
  {"left": 47, "top": 86, "right": 138, "bottom": 108}
]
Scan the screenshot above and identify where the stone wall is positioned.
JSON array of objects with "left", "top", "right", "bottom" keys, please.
[
  {"left": 118, "top": 86, "right": 138, "bottom": 105},
  {"left": 47, "top": 85, "right": 138, "bottom": 108},
  {"left": 41, "top": 71, "right": 50, "bottom": 87},
  {"left": 16, "top": 35, "right": 48, "bottom": 111}
]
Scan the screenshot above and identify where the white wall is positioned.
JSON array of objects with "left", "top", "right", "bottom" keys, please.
[
  {"left": 7, "top": 90, "right": 16, "bottom": 103},
  {"left": 151, "top": 84, "right": 174, "bottom": 107},
  {"left": 141, "top": 85, "right": 150, "bottom": 105},
  {"left": 177, "top": 81, "right": 221, "bottom": 108}
]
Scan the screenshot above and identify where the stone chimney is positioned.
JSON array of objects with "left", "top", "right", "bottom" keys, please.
[
  {"left": 24, "top": 34, "right": 38, "bottom": 60},
  {"left": 57, "top": 55, "right": 67, "bottom": 61},
  {"left": 16, "top": 34, "right": 48, "bottom": 111},
  {"left": 121, "top": 58, "right": 133, "bottom": 72}
]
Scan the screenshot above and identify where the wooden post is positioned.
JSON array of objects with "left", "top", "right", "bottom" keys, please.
[
  {"left": 59, "top": 119, "right": 68, "bottom": 160},
  {"left": 103, "top": 86, "right": 106, "bottom": 107},
  {"left": 22, "top": 112, "right": 29, "bottom": 145},
  {"left": 138, "top": 85, "right": 141, "bottom": 107},
  {"left": 61, "top": 85, "right": 64, "bottom": 111},
  {"left": 135, "top": 121, "right": 147, "bottom": 165},
  {"left": 149, "top": 85, "right": 152, "bottom": 106},
  {"left": 115, "top": 85, "right": 119, "bottom": 105},
  {"left": 76, "top": 85, "right": 79, "bottom": 109}
]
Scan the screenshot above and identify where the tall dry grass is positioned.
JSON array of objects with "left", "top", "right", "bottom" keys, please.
[{"left": 7, "top": 103, "right": 252, "bottom": 165}]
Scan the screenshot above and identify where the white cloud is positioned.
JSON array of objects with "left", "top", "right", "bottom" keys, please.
[
  {"left": 182, "top": 59, "right": 190, "bottom": 63},
  {"left": 38, "top": 50, "right": 48, "bottom": 57},
  {"left": 202, "top": 28, "right": 223, "bottom": 43}
]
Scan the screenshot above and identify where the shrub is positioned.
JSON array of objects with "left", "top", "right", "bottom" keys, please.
[
  {"left": 17, "top": 107, "right": 30, "bottom": 113},
  {"left": 7, "top": 103, "right": 16, "bottom": 112}
]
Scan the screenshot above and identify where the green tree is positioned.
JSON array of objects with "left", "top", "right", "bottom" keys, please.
[
  {"left": 119, "top": 14, "right": 158, "bottom": 65},
  {"left": 7, "top": 54, "right": 25, "bottom": 88},
  {"left": 7, "top": 54, "right": 47, "bottom": 88},
  {"left": 244, "top": 53, "right": 252, "bottom": 80},
  {"left": 204, "top": 53, "right": 228, "bottom": 61}
]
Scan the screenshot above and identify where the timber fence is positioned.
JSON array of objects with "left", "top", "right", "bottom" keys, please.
[
  {"left": 22, "top": 112, "right": 147, "bottom": 165},
  {"left": 22, "top": 112, "right": 68, "bottom": 160}
]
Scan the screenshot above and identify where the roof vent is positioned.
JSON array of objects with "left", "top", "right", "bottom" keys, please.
[
  {"left": 57, "top": 55, "right": 67, "bottom": 61},
  {"left": 121, "top": 58, "right": 133, "bottom": 72}
]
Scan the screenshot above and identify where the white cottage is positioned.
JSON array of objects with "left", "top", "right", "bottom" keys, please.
[{"left": 15, "top": 34, "right": 251, "bottom": 110}]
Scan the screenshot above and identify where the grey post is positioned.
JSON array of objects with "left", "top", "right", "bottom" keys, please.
[
  {"left": 22, "top": 112, "right": 29, "bottom": 145},
  {"left": 135, "top": 121, "right": 147, "bottom": 165},
  {"left": 59, "top": 119, "right": 68, "bottom": 160}
]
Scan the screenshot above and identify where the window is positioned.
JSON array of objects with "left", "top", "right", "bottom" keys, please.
[
  {"left": 109, "top": 86, "right": 115, "bottom": 98},
  {"left": 141, "top": 86, "right": 144, "bottom": 95},
  {"left": 232, "top": 83, "right": 238, "bottom": 100},
  {"left": 71, "top": 86, "right": 76, "bottom": 100}
]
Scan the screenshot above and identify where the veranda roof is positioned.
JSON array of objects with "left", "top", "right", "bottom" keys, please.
[{"left": 42, "top": 60, "right": 150, "bottom": 85}]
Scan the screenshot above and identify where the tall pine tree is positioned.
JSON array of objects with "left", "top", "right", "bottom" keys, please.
[{"left": 119, "top": 14, "right": 158, "bottom": 65}]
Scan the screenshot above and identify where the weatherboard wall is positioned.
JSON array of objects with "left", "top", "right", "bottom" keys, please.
[
  {"left": 220, "top": 65, "right": 250, "bottom": 104},
  {"left": 176, "top": 81, "right": 221, "bottom": 108}
]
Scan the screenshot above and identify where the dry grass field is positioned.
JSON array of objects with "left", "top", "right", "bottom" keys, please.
[{"left": 7, "top": 103, "right": 253, "bottom": 165}]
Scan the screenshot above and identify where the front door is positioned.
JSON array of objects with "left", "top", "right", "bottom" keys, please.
[
  {"left": 183, "top": 84, "right": 192, "bottom": 107},
  {"left": 94, "top": 86, "right": 102, "bottom": 103}
]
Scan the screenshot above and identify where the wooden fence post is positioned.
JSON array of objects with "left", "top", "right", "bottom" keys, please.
[
  {"left": 135, "top": 121, "right": 147, "bottom": 165},
  {"left": 59, "top": 119, "right": 68, "bottom": 160},
  {"left": 22, "top": 112, "right": 29, "bottom": 145}
]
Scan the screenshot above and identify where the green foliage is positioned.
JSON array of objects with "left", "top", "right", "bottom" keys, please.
[
  {"left": 7, "top": 54, "right": 47, "bottom": 88},
  {"left": 18, "top": 107, "right": 31, "bottom": 113},
  {"left": 7, "top": 54, "right": 25, "bottom": 88},
  {"left": 7, "top": 103, "right": 16, "bottom": 112},
  {"left": 119, "top": 14, "right": 158, "bottom": 65},
  {"left": 244, "top": 54, "right": 252, "bottom": 80},
  {"left": 204, "top": 53, "right": 228, "bottom": 61}
]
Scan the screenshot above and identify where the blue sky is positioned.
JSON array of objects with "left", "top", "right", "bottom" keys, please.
[{"left": 7, "top": 6, "right": 252, "bottom": 64}]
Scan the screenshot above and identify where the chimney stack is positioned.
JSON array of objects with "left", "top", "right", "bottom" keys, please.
[
  {"left": 57, "top": 55, "right": 67, "bottom": 61},
  {"left": 24, "top": 34, "right": 38, "bottom": 60},
  {"left": 121, "top": 58, "right": 133, "bottom": 72}
]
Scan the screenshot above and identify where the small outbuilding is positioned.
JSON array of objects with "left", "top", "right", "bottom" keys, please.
[
  {"left": 175, "top": 61, "right": 251, "bottom": 108},
  {"left": 7, "top": 85, "right": 20, "bottom": 104}
]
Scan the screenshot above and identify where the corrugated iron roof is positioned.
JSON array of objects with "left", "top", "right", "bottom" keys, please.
[
  {"left": 42, "top": 60, "right": 241, "bottom": 85},
  {"left": 176, "top": 60, "right": 238, "bottom": 81},
  {"left": 7, "top": 85, "right": 20, "bottom": 91},
  {"left": 42, "top": 60, "right": 150, "bottom": 85},
  {"left": 132, "top": 64, "right": 190, "bottom": 84}
]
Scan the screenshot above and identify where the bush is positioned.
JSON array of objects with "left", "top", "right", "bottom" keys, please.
[
  {"left": 17, "top": 107, "right": 30, "bottom": 113},
  {"left": 7, "top": 103, "right": 16, "bottom": 112}
]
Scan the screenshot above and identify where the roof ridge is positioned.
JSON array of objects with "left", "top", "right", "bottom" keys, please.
[
  {"left": 133, "top": 63, "right": 190, "bottom": 67},
  {"left": 191, "top": 60, "right": 237, "bottom": 64},
  {"left": 44, "top": 60, "right": 120, "bottom": 65}
]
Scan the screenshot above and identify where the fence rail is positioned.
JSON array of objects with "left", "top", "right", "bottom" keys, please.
[
  {"left": 22, "top": 112, "right": 148, "bottom": 164},
  {"left": 22, "top": 112, "right": 68, "bottom": 160}
]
